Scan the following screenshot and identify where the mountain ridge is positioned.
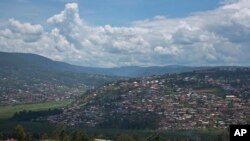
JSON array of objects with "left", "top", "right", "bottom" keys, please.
[
  {"left": 1, "top": 51, "right": 248, "bottom": 77},
  {"left": 0, "top": 52, "right": 196, "bottom": 77}
]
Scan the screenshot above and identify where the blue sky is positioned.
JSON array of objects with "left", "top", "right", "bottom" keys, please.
[
  {"left": 77, "top": 0, "right": 221, "bottom": 25},
  {"left": 0, "top": 0, "right": 250, "bottom": 67},
  {"left": 0, "top": 0, "right": 221, "bottom": 26}
]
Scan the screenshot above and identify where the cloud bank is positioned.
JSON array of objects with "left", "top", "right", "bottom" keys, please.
[{"left": 0, "top": 0, "right": 250, "bottom": 67}]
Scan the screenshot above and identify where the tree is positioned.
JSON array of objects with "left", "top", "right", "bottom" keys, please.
[
  {"left": 146, "top": 134, "right": 163, "bottom": 141},
  {"left": 24, "top": 133, "right": 32, "bottom": 141},
  {"left": 0, "top": 132, "right": 4, "bottom": 140},
  {"left": 40, "top": 133, "right": 49, "bottom": 140},
  {"left": 63, "top": 135, "right": 71, "bottom": 141},
  {"left": 53, "top": 123, "right": 66, "bottom": 140},
  {"left": 71, "top": 131, "right": 90, "bottom": 141},
  {"left": 15, "top": 124, "right": 26, "bottom": 141},
  {"left": 116, "top": 134, "right": 136, "bottom": 141}
]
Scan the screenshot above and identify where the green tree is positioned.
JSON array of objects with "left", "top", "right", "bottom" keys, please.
[
  {"left": 15, "top": 124, "right": 26, "bottom": 141},
  {"left": 40, "top": 133, "right": 49, "bottom": 140},
  {"left": 146, "top": 134, "right": 163, "bottom": 141},
  {"left": 116, "top": 134, "right": 136, "bottom": 141},
  {"left": 24, "top": 133, "right": 32, "bottom": 141},
  {"left": 71, "top": 131, "right": 90, "bottom": 141},
  {"left": 53, "top": 123, "right": 66, "bottom": 140},
  {"left": 0, "top": 132, "right": 4, "bottom": 140},
  {"left": 63, "top": 135, "right": 71, "bottom": 141}
]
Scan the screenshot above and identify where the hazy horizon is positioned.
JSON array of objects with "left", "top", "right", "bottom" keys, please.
[{"left": 2, "top": 51, "right": 250, "bottom": 69}]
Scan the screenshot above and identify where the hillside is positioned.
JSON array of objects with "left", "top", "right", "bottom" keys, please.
[
  {"left": 0, "top": 52, "right": 120, "bottom": 105},
  {"left": 48, "top": 68, "right": 250, "bottom": 129},
  {"left": 0, "top": 51, "right": 197, "bottom": 105},
  {"left": 1, "top": 52, "right": 247, "bottom": 106}
]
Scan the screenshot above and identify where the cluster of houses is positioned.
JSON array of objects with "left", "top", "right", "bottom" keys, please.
[
  {"left": 0, "top": 82, "right": 86, "bottom": 105},
  {"left": 47, "top": 70, "right": 250, "bottom": 129}
]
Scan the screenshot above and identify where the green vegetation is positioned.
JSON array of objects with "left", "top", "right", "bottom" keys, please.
[
  {"left": 0, "top": 123, "right": 93, "bottom": 141},
  {"left": 0, "top": 100, "right": 71, "bottom": 119},
  {"left": 11, "top": 109, "right": 62, "bottom": 121},
  {"left": 0, "top": 122, "right": 229, "bottom": 141},
  {"left": 15, "top": 124, "right": 26, "bottom": 141},
  {"left": 116, "top": 134, "right": 136, "bottom": 141},
  {"left": 0, "top": 120, "right": 58, "bottom": 139}
]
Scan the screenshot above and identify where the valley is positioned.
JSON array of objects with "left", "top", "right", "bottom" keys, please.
[
  {"left": 0, "top": 52, "right": 249, "bottom": 141},
  {"left": 1, "top": 0, "right": 250, "bottom": 140}
]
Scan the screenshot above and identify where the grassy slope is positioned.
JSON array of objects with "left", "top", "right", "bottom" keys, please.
[{"left": 0, "top": 100, "right": 71, "bottom": 119}]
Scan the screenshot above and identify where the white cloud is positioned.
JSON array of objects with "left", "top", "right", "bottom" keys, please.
[
  {"left": 154, "top": 46, "right": 182, "bottom": 56},
  {"left": 47, "top": 3, "right": 81, "bottom": 25},
  {"left": 9, "top": 18, "right": 43, "bottom": 34},
  {"left": 1, "top": 1, "right": 250, "bottom": 67},
  {"left": 0, "top": 17, "right": 83, "bottom": 62}
]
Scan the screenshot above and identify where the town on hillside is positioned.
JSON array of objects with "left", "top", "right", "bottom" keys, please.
[{"left": 46, "top": 68, "right": 250, "bottom": 130}]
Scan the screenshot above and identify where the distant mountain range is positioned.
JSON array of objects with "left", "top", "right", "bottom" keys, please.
[
  {"left": 1, "top": 52, "right": 248, "bottom": 77},
  {"left": 0, "top": 52, "right": 121, "bottom": 89},
  {"left": 0, "top": 52, "right": 199, "bottom": 77}
]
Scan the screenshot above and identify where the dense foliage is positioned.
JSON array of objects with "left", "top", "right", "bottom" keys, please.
[
  {"left": 11, "top": 109, "right": 62, "bottom": 121},
  {"left": 0, "top": 123, "right": 230, "bottom": 141}
]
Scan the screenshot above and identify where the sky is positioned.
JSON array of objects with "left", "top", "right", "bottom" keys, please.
[{"left": 0, "top": 0, "right": 250, "bottom": 67}]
